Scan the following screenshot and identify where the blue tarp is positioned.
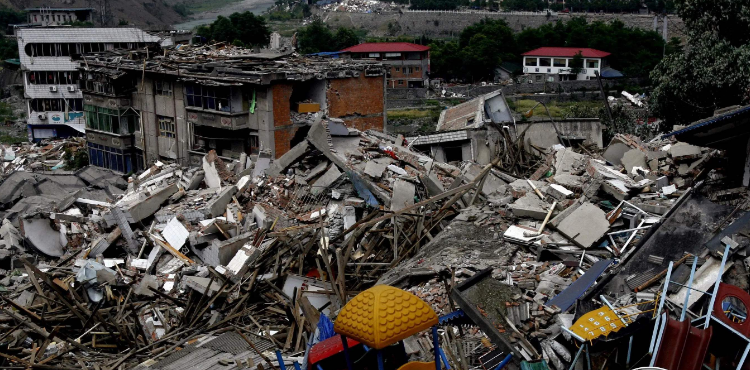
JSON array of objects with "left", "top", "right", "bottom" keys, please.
[
  {"left": 600, "top": 67, "right": 624, "bottom": 78},
  {"left": 545, "top": 259, "right": 613, "bottom": 311},
  {"left": 317, "top": 314, "right": 335, "bottom": 341}
]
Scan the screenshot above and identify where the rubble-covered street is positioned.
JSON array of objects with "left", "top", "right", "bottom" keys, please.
[{"left": 3, "top": 88, "right": 750, "bottom": 370}]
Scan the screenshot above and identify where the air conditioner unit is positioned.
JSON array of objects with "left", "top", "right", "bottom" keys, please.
[
  {"left": 49, "top": 86, "right": 58, "bottom": 92},
  {"left": 37, "top": 113, "right": 47, "bottom": 120},
  {"left": 67, "top": 86, "right": 75, "bottom": 92}
]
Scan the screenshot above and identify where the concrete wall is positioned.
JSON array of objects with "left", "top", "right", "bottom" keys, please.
[
  {"left": 133, "top": 76, "right": 189, "bottom": 166},
  {"left": 323, "top": 11, "right": 684, "bottom": 40},
  {"left": 512, "top": 118, "right": 603, "bottom": 154}
]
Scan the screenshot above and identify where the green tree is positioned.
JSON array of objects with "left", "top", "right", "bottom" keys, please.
[
  {"left": 297, "top": 20, "right": 335, "bottom": 53},
  {"left": 569, "top": 51, "right": 584, "bottom": 75},
  {"left": 334, "top": 28, "right": 360, "bottom": 50},
  {"left": 650, "top": 0, "right": 750, "bottom": 125},
  {"left": 194, "top": 12, "right": 270, "bottom": 47}
]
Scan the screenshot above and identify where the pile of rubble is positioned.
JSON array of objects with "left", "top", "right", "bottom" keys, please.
[
  {"left": 0, "top": 113, "right": 748, "bottom": 370},
  {"left": 318, "top": 0, "right": 400, "bottom": 13}
]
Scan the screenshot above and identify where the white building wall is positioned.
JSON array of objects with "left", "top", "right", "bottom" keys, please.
[{"left": 522, "top": 56, "right": 603, "bottom": 80}]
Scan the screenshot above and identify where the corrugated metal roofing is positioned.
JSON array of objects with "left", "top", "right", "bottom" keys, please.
[
  {"left": 25, "top": 7, "right": 94, "bottom": 11},
  {"left": 661, "top": 105, "right": 750, "bottom": 140},
  {"left": 17, "top": 28, "right": 163, "bottom": 43},
  {"left": 521, "top": 47, "right": 611, "bottom": 58},
  {"left": 341, "top": 42, "right": 430, "bottom": 53}
]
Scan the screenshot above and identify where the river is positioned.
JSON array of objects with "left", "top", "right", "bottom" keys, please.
[{"left": 173, "top": 0, "right": 276, "bottom": 30}]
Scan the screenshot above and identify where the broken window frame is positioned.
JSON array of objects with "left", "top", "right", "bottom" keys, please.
[
  {"left": 184, "top": 83, "right": 231, "bottom": 112},
  {"left": 155, "top": 80, "right": 173, "bottom": 97},
  {"left": 158, "top": 115, "right": 176, "bottom": 138}
]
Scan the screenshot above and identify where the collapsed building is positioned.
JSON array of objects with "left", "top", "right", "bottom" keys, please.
[
  {"left": 16, "top": 28, "right": 165, "bottom": 142},
  {"left": 79, "top": 46, "right": 387, "bottom": 173},
  {"left": 4, "top": 34, "right": 750, "bottom": 370}
]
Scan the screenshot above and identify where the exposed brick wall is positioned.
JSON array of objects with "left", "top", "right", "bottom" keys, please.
[
  {"left": 274, "top": 125, "right": 298, "bottom": 158},
  {"left": 272, "top": 83, "right": 293, "bottom": 127},
  {"left": 342, "top": 116, "right": 384, "bottom": 132},
  {"left": 328, "top": 75, "right": 384, "bottom": 118},
  {"left": 271, "top": 83, "right": 295, "bottom": 158}
]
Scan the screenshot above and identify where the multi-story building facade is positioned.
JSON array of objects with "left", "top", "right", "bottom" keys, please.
[
  {"left": 521, "top": 47, "right": 611, "bottom": 82},
  {"left": 80, "top": 50, "right": 387, "bottom": 173},
  {"left": 16, "top": 28, "right": 163, "bottom": 142},
  {"left": 340, "top": 43, "right": 429, "bottom": 88},
  {"left": 24, "top": 8, "right": 94, "bottom": 27}
]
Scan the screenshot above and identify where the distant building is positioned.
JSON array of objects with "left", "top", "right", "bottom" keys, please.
[
  {"left": 340, "top": 42, "right": 429, "bottom": 88},
  {"left": 24, "top": 8, "right": 94, "bottom": 26},
  {"left": 521, "top": 47, "right": 620, "bottom": 82},
  {"left": 16, "top": 28, "right": 163, "bottom": 142},
  {"left": 78, "top": 50, "right": 387, "bottom": 173}
]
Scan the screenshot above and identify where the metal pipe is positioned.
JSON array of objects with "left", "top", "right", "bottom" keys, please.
[
  {"left": 681, "top": 256, "right": 699, "bottom": 323},
  {"left": 276, "top": 350, "right": 287, "bottom": 370},
  {"left": 341, "top": 335, "right": 354, "bottom": 370},
  {"left": 433, "top": 326, "right": 442, "bottom": 370},
  {"left": 705, "top": 244, "right": 731, "bottom": 329}
]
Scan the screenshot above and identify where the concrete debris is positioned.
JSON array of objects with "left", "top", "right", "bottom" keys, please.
[{"left": 0, "top": 91, "right": 746, "bottom": 370}]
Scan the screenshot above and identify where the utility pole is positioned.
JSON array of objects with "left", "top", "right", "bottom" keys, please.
[{"left": 594, "top": 70, "right": 614, "bottom": 126}]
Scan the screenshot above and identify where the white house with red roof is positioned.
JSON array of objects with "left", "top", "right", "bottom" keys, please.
[
  {"left": 521, "top": 47, "right": 611, "bottom": 82},
  {"left": 341, "top": 42, "right": 430, "bottom": 88}
]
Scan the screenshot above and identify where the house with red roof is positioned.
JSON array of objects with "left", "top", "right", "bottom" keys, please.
[
  {"left": 521, "top": 47, "right": 617, "bottom": 82},
  {"left": 340, "top": 42, "right": 430, "bottom": 88}
]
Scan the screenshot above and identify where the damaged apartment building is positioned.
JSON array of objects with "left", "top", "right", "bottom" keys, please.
[
  {"left": 409, "top": 90, "right": 602, "bottom": 164},
  {"left": 79, "top": 47, "right": 387, "bottom": 173},
  {"left": 16, "top": 28, "right": 164, "bottom": 142}
]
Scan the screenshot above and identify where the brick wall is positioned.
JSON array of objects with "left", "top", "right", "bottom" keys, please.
[
  {"left": 272, "top": 82, "right": 295, "bottom": 158},
  {"left": 390, "top": 66, "right": 424, "bottom": 79},
  {"left": 328, "top": 74, "right": 385, "bottom": 132}
]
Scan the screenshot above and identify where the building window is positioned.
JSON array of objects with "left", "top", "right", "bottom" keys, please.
[
  {"left": 398, "top": 80, "right": 404, "bottom": 85},
  {"left": 158, "top": 116, "right": 175, "bottom": 138},
  {"left": 586, "top": 59, "right": 599, "bottom": 69},
  {"left": 84, "top": 105, "right": 137, "bottom": 134},
  {"left": 249, "top": 135, "right": 260, "bottom": 154},
  {"left": 87, "top": 142, "right": 131, "bottom": 173},
  {"left": 415, "top": 66, "right": 420, "bottom": 72},
  {"left": 525, "top": 58, "right": 537, "bottom": 67},
  {"left": 539, "top": 58, "right": 551, "bottom": 67},
  {"left": 407, "top": 67, "right": 413, "bottom": 74},
  {"left": 185, "top": 83, "right": 231, "bottom": 112},
  {"left": 553, "top": 58, "right": 566, "bottom": 67},
  {"left": 535, "top": 75, "right": 542, "bottom": 82},
  {"left": 31, "top": 98, "right": 82, "bottom": 112},
  {"left": 28, "top": 71, "right": 79, "bottom": 85},
  {"left": 155, "top": 80, "right": 172, "bottom": 96},
  {"left": 368, "top": 53, "right": 380, "bottom": 58},
  {"left": 395, "top": 67, "right": 400, "bottom": 72}
]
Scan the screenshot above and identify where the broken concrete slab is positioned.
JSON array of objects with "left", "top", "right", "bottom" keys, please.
[
  {"left": 546, "top": 184, "right": 573, "bottom": 202},
  {"left": 669, "top": 142, "right": 702, "bottom": 159},
  {"left": 554, "top": 148, "right": 588, "bottom": 175},
  {"left": 126, "top": 183, "right": 178, "bottom": 223},
  {"left": 311, "top": 165, "right": 342, "bottom": 196},
  {"left": 621, "top": 149, "right": 648, "bottom": 175},
  {"left": 162, "top": 217, "right": 189, "bottom": 250},
  {"left": 510, "top": 193, "right": 551, "bottom": 220},
  {"left": 421, "top": 173, "right": 445, "bottom": 197},
  {"left": 253, "top": 152, "right": 272, "bottom": 179},
  {"left": 20, "top": 218, "right": 64, "bottom": 257},
  {"left": 363, "top": 157, "right": 390, "bottom": 178},
  {"left": 391, "top": 179, "right": 416, "bottom": 211},
  {"left": 554, "top": 202, "right": 609, "bottom": 249},
  {"left": 304, "top": 161, "right": 329, "bottom": 182},
  {"left": 207, "top": 185, "right": 238, "bottom": 218},
  {"left": 267, "top": 141, "right": 310, "bottom": 177},
  {"left": 183, "top": 276, "right": 225, "bottom": 297}
]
